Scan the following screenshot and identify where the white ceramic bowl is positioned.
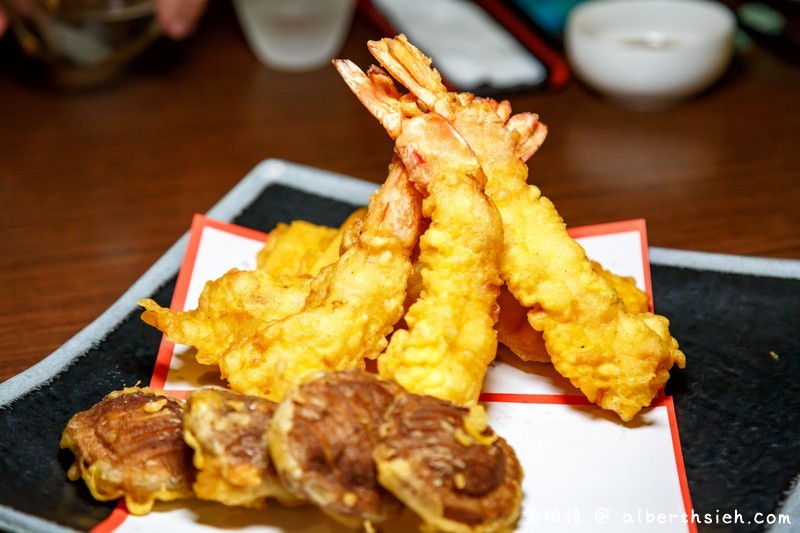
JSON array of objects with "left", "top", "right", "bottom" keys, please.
[{"left": 565, "top": 0, "right": 736, "bottom": 108}]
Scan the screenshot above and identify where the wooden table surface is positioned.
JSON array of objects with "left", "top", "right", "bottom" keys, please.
[{"left": 1, "top": 3, "right": 798, "bottom": 384}]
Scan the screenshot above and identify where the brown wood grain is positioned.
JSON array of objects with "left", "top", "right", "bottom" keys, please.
[{"left": 1, "top": 3, "right": 798, "bottom": 383}]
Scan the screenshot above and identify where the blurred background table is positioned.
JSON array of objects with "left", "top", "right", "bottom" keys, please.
[{"left": 1, "top": 2, "right": 798, "bottom": 383}]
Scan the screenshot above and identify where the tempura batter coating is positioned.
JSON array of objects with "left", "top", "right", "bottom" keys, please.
[
  {"left": 594, "top": 261, "right": 650, "bottom": 314},
  {"left": 365, "top": 35, "right": 685, "bottom": 420},
  {"left": 140, "top": 208, "right": 368, "bottom": 370},
  {"left": 138, "top": 269, "right": 310, "bottom": 366},
  {"left": 498, "top": 261, "right": 650, "bottom": 364},
  {"left": 256, "top": 220, "right": 339, "bottom": 276},
  {"left": 219, "top": 160, "right": 422, "bottom": 401},
  {"left": 269, "top": 370, "right": 403, "bottom": 528},
  {"left": 495, "top": 286, "right": 550, "bottom": 364},
  {"left": 374, "top": 393, "right": 523, "bottom": 533},
  {"left": 335, "top": 59, "right": 504, "bottom": 406},
  {"left": 382, "top": 115, "right": 503, "bottom": 405},
  {"left": 183, "top": 388, "right": 299, "bottom": 508},
  {"left": 140, "top": 162, "right": 419, "bottom": 401},
  {"left": 257, "top": 209, "right": 368, "bottom": 278},
  {"left": 60, "top": 387, "right": 194, "bottom": 515}
]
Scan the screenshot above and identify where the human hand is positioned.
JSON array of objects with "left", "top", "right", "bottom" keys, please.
[
  {"left": 155, "top": 0, "right": 208, "bottom": 40},
  {"left": 0, "top": 0, "right": 208, "bottom": 40},
  {"left": 0, "top": 8, "right": 8, "bottom": 38}
]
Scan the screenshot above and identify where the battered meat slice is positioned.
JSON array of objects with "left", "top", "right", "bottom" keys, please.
[
  {"left": 183, "top": 388, "right": 299, "bottom": 508},
  {"left": 269, "top": 369, "right": 404, "bottom": 529},
  {"left": 60, "top": 387, "right": 194, "bottom": 515},
  {"left": 374, "top": 393, "right": 523, "bottom": 533}
]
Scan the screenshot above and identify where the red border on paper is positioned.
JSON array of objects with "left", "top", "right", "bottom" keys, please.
[
  {"left": 480, "top": 392, "right": 592, "bottom": 405},
  {"left": 568, "top": 217, "right": 653, "bottom": 308},
  {"left": 665, "top": 395, "right": 697, "bottom": 532},
  {"left": 481, "top": 393, "right": 695, "bottom": 532},
  {"left": 91, "top": 501, "right": 128, "bottom": 533}
]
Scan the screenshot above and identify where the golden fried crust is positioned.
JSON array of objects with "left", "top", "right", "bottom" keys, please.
[
  {"left": 256, "top": 210, "right": 368, "bottom": 279},
  {"left": 498, "top": 263, "right": 650, "bottom": 364},
  {"left": 362, "top": 34, "right": 684, "bottom": 421},
  {"left": 217, "top": 159, "right": 421, "bottom": 402},
  {"left": 183, "top": 388, "right": 300, "bottom": 508},
  {"left": 256, "top": 221, "right": 339, "bottom": 276},
  {"left": 496, "top": 286, "right": 550, "bottom": 363},
  {"left": 60, "top": 387, "right": 194, "bottom": 515},
  {"left": 374, "top": 394, "right": 523, "bottom": 533},
  {"left": 269, "top": 370, "right": 403, "bottom": 528},
  {"left": 138, "top": 269, "right": 311, "bottom": 366},
  {"left": 592, "top": 261, "right": 650, "bottom": 314},
  {"left": 378, "top": 113, "right": 504, "bottom": 407}
]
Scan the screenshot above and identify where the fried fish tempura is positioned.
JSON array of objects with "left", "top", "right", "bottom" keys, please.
[
  {"left": 138, "top": 270, "right": 311, "bottom": 366},
  {"left": 365, "top": 35, "right": 685, "bottom": 421},
  {"left": 335, "top": 59, "right": 504, "bottom": 406},
  {"left": 139, "top": 208, "right": 367, "bottom": 369},
  {"left": 256, "top": 220, "right": 339, "bottom": 276},
  {"left": 257, "top": 209, "right": 368, "bottom": 278},
  {"left": 139, "top": 163, "right": 418, "bottom": 401},
  {"left": 183, "top": 388, "right": 299, "bottom": 508},
  {"left": 60, "top": 387, "right": 194, "bottom": 515},
  {"left": 219, "top": 159, "right": 422, "bottom": 401}
]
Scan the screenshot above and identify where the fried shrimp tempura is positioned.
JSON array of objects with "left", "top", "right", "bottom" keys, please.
[
  {"left": 498, "top": 262, "right": 651, "bottom": 364},
  {"left": 256, "top": 216, "right": 652, "bottom": 368},
  {"left": 60, "top": 387, "right": 194, "bottom": 515},
  {"left": 219, "top": 159, "right": 422, "bottom": 401},
  {"left": 365, "top": 35, "right": 685, "bottom": 421},
  {"left": 335, "top": 59, "right": 504, "bottom": 406}
]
